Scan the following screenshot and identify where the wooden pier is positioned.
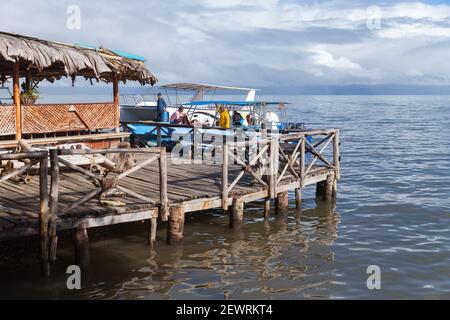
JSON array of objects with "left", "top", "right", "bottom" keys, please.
[{"left": 0, "top": 129, "right": 340, "bottom": 276}]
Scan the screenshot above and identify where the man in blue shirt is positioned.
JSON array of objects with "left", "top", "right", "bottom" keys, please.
[{"left": 156, "top": 93, "right": 167, "bottom": 122}]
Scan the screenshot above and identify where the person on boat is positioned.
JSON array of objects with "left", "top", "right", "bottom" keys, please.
[
  {"left": 156, "top": 93, "right": 167, "bottom": 122},
  {"left": 232, "top": 111, "right": 244, "bottom": 126},
  {"left": 170, "top": 106, "right": 188, "bottom": 124},
  {"left": 217, "top": 105, "right": 230, "bottom": 129},
  {"left": 246, "top": 114, "right": 255, "bottom": 126}
]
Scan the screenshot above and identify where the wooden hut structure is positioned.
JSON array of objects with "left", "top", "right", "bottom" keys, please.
[{"left": 0, "top": 31, "right": 157, "bottom": 149}]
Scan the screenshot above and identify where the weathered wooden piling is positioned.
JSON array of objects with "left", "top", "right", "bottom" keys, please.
[
  {"left": 39, "top": 156, "right": 50, "bottom": 276},
  {"left": 148, "top": 218, "right": 157, "bottom": 247},
  {"left": 264, "top": 198, "right": 271, "bottom": 218},
  {"left": 222, "top": 142, "right": 229, "bottom": 210},
  {"left": 49, "top": 149, "right": 59, "bottom": 263},
  {"left": 74, "top": 225, "right": 90, "bottom": 268},
  {"left": 159, "top": 148, "right": 169, "bottom": 221},
  {"left": 324, "top": 174, "right": 335, "bottom": 201},
  {"left": 316, "top": 181, "right": 326, "bottom": 199},
  {"left": 275, "top": 191, "right": 289, "bottom": 214},
  {"left": 295, "top": 188, "right": 302, "bottom": 208},
  {"left": 167, "top": 206, "right": 185, "bottom": 244},
  {"left": 230, "top": 198, "right": 244, "bottom": 227},
  {"left": 332, "top": 176, "right": 338, "bottom": 198}
]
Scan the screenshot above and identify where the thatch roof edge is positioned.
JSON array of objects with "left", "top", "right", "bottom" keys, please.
[{"left": 0, "top": 31, "right": 158, "bottom": 86}]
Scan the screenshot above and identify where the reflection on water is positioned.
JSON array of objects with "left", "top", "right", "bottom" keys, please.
[
  {"left": 88, "top": 198, "right": 340, "bottom": 300},
  {"left": 1, "top": 95, "right": 450, "bottom": 299},
  {"left": 0, "top": 197, "right": 340, "bottom": 300}
]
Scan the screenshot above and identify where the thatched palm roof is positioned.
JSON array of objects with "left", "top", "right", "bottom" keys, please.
[{"left": 0, "top": 31, "right": 157, "bottom": 85}]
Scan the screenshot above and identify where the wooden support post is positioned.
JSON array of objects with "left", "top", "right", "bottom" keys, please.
[
  {"left": 230, "top": 198, "right": 244, "bottom": 228},
  {"left": 13, "top": 62, "right": 22, "bottom": 141},
  {"left": 275, "top": 191, "right": 289, "bottom": 215},
  {"left": 113, "top": 73, "right": 120, "bottom": 133},
  {"left": 333, "top": 130, "right": 341, "bottom": 181},
  {"left": 295, "top": 188, "right": 302, "bottom": 209},
  {"left": 324, "top": 174, "right": 334, "bottom": 201},
  {"left": 39, "top": 156, "right": 50, "bottom": 276},
  {"left": 158, "top": 149, "right": 169, "bottom": 221},
  {"left": 300, "top": 137, "right": 306, "bottom": 187},
  {"left": 49, "top": 149, "right": 59, "bottom": 263},
  {"left": 148, "top": 217, "right": 157, "bottom": 247},
  {"left": 167, "top": 206, "right": 185, "bottom": 245},
  {"left": 222, "top": 142, "right": 229, "bottom": 210},
  {"left": 268, "top": 139, "right": 278, "bottom": 199},
  {"left": 74, "top": 225, "right": 90, "bottom": 268},
  {"left": 332, "top": 176, "right": 338, "bottom": 198},
  {"left": 316, "top": 181, "right": 326, "bottom": 199},
  {"left": 264, "top": 198, "right": 271, "bottom": 218}
]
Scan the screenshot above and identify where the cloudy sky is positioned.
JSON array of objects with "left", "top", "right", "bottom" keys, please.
[{"left": 2, "top": 0, "right": 450, "bottom": 90}]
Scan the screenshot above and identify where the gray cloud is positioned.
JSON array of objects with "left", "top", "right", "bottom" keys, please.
[{"left": 2, "top": 0, "right": 450, "bottom": 88}]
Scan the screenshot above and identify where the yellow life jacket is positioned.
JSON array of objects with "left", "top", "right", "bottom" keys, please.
[{"left": 219, "top": 110, "right": 230, "bottom": 129}]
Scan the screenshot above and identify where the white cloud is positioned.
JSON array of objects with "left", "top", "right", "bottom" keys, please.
[
  {"left": 377, "top": 23, "right": 450, "bottom": 39},
  {"left": 2, "top": 0, "right": 450, "bottom": 87},
  {"left": 308, "top": 47, "right": 363, "bottom": 73},
  {"left": 385, "top": 2, "right": 450, "bottom": 20}
]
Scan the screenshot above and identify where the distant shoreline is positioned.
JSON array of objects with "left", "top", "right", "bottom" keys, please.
[{"left": 35, "top": 85, "right": 450, "bottom": 96}]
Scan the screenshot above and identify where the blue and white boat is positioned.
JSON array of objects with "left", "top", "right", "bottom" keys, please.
[{"left": 120, "top": 83, "right": 303, "bottom": 147}]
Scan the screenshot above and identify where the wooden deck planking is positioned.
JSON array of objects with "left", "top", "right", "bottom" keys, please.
[{"left": 0, "top": 157, "right": 334, "bottom": 241}]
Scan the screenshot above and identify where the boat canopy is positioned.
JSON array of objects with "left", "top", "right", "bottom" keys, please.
[
  {"left": 160, "top": 83, "right": 259, "bottom": 92},
  {"left": 160, "top": 83, "right": 259, "bottom": 102},
  {"left": 182, "top": 100, "right": 288, "bottom": 106}
]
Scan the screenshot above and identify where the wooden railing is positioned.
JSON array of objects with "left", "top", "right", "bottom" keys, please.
[
  {"left": 278, "top": 129, "right": 340, "bottom": 186},
  {"left": 131, "top": 122, "right": 341, "bottom": 206},
  {"left": 0, "top": 151, "right": 51, "bottom": 276},
  {"left": 1, "top": 146, "right": 169, "bottom": 275},
  {"left": 219, "top": 129, "right": 340, "bottom": 207},
  {"left": 220, "top": 138, "right": 275, "bottom": 210},
  {"left": 49, "top": 147, "right": 169, "bottom": 221}
]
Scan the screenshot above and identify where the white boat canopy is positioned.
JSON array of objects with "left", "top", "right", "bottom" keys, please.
[{"left": 160, "top": 83, "right": 259, "bottom": 102}]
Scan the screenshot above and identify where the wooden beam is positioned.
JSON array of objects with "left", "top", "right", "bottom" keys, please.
[
  {"left": 268, "top": 139, "right": 278, "bottom": 199},
  {"left": 49, "top": 149, "right": 59, "bottom": 263},
  {"left": 39, "top": 156, "right": 50, "bottom": 276},
  {"left": 159, "top": 149, "right": 169, "bottom": 221},
  {"left": 334, "top": 130, "right": 341, "bottom": 180},
  {"left": 13, "top": 62, "right": 21, "bottom": 141},
  {"left": 300, "top": 138, "right": 306, "bottom": 187},
  {"left": 222, "top": 142, "right": 229, "bottom": 210}
]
